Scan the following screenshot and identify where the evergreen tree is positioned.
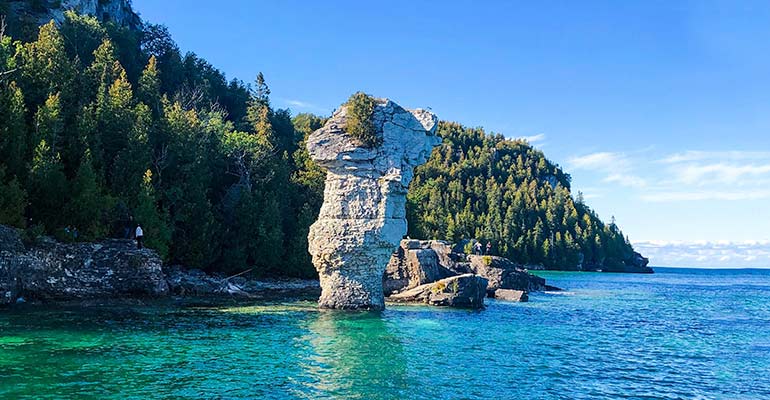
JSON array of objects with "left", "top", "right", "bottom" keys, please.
[
  {"left": 0, "top": 82, "right": 27, "bottom": 180},
  {"left": 64, "top": 150, "right": 112, "bottom": 240},
  {"left": 133, "top": 170, "right": 171, "bottom": 259},
  {"left": 0, "top": 167, "right": 27, "bottom": 228}
]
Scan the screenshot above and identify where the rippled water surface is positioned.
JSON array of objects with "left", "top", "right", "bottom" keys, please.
[{"left": 2, "top": 268, "right": 770, "bottom": 399}]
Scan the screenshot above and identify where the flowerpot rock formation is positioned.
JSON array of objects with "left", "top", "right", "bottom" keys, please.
[{"left": 306, "top": 98, "right": 440, "bottom": 310}]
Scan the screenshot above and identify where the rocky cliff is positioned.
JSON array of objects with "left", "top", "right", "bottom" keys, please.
[
  {"left": 0, "top": 225, "right": 167, "bottom": 304},
  {"left": 4, "top": 0, "right": 142, "bottom": 35},
  {"left": 307, "top": 97, "right": 440, "bottom": 310}
]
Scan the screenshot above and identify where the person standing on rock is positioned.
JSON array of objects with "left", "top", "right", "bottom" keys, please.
[
  {"left": 486, "top": 242, "right": 492, "bottom": 255},
  {"left": 473, "top": 241, "right": 482, "bottom": 255},
  {"left": 135, "top": 224, "right": 144, "bottom": 249}
]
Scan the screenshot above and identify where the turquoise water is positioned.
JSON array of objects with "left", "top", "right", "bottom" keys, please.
[{"left": 1, "top": 268, "right": 770, "bottom": 399}]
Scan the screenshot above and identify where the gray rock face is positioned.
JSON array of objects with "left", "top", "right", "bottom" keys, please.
[
  {"left": 384, "top": 239, "right": 546, "bottom": 299},
  {"left": 307, "top": 98, "right": 440, "bottom": 310},
  {"left": 492, "top": 289, "right": 529, "bottom": 302},
  {"left": 467, "top": 255, "right": 546, "bottom": 294},
  {"left": 384, "top": 240, "right": 456, "bottom": 295},
  {"left": 388, "top": 274, "right": 488, "bottom": 309},
  {"left": 8, "top": 0, "right": 142, "bottom": 30},
  {"left": 0, "top": 228, "right": 167, "bottom": 304}
]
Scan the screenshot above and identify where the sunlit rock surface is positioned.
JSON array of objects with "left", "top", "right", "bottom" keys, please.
[{"left": 307, "top": 98, "right": 440, "bottom": 310}]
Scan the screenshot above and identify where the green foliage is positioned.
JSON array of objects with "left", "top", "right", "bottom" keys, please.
[
  {"left": 344, "top": 91, "right": 381, "bottom": 148},
  {"left": 407, "top": 122, "right": 637, "bottom": 270},
  {"left": 0, "top": 167, "right": 27, "bottom": 228},
  {"left": 134, "top": 170, "right": 171, "bottom": 259},
  {"left": 0, "top": 12, "right": 638, "bottom": 278},
  {"left": 64, "top": 150, "right": 113, "bottom": 240}
]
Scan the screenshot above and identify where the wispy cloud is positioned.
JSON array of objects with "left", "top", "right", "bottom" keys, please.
[
  {"left": 517, "top": 133, "right": 546, "bottom": 144},
  {"left": 569, "top": 149, "right": 770, "bottom": 202},
  {"left": 633, "top": 240, "right": 770, "bottom": 268},
  {"left": 280, "top": 98, "right": 326, "bottom": 113},
  {"left": 569, "top": 151, "right": 629, "bottom": 171},
  {"left": 660, "top": 150, "right": 770, "bottom": 163},
  {"left": 641, "top": 189, "right": 770, "bottom": 202},
  {"left": 568, "top": 152, "right": 647, "bottom": 187}
]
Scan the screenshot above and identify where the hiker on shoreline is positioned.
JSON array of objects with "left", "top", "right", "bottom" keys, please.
[{"left": 135, "top": 224, "right": 144, "bottom": 249}]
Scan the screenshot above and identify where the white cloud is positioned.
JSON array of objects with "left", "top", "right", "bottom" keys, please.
[
  {"left": 660, "top": 150, "right": 770, "bottom": 163},
  {"left": 568, "top": 152, "right": 629, "bottom": 171},
  {"left": 281, "top": 98, "right": 326, "bottom": 113},
  {"left": 568, "top": 152, "right": 647, "bottom": 187},
  {"left": 604, "top": 173, "right": 647, "bottom": 187},
  {"left": 641, "top": 189, "right": 770, "bottom": 202},
  {"left": 634, "top": 240, "right": 770, "bottom": 268},
  {"left": 517, "top": 133, "right": 546, "bottom": 144},
  {"left": 674, "top": 163, "right": 770, "bottom": 185},
  {"left": 569, "top": 149, "right": 770, "bottom": 203}
]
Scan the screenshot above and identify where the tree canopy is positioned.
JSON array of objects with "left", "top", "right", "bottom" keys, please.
[{"left": 0, "top": 12, "right": 639, "bottom": 275}]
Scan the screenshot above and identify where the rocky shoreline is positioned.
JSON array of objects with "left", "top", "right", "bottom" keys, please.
[
  {"left": 0, "top": 225, "right": 320, "bottom": 306},
  {"left": 3, "top": 224, "right": 649, "bottom": 309}
]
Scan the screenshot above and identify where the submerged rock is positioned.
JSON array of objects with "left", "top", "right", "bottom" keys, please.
[
  {"left": 388, "top": 274, "right": 488, "bottom": 309},
  {"left": 307, "top": 98, "right": 440, "bottom": 310}
]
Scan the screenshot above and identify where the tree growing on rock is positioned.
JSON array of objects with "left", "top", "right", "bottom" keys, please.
[{"left": 344, "top": 91, "right": 381, "bottom": 148}]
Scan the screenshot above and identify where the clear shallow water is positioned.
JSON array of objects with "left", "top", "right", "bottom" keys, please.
[{"left": 1, "top": 268, "right": 770, "bottom": 399}]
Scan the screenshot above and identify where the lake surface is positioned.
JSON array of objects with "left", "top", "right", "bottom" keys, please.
[{"left": 2, "top": 268, "right": 769, "bottom": 399}]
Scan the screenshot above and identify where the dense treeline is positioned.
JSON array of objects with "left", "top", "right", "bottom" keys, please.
[
  {"left": 407, "top": 122, "right": 637, "bottom": 270},
  {"left": 0, "top": 13, "right": 324, "bottom": 277},
  {"left": 0, "top": 12, "right": 638, "bottom": 275}
]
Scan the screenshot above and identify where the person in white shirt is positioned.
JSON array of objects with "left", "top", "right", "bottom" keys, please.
[{"left": 135, "top": 225, "right": 144, "bottom": 249}]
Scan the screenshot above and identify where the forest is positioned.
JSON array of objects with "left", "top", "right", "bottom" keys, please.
[{"left": 0, "top": 11, "right": 638, "bottom": 276}]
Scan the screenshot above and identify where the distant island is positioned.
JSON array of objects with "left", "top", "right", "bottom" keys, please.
[{"left": 0, "top": 0, "right": 648, "bottom": 289}]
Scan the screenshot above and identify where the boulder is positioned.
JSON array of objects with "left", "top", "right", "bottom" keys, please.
[
  {"left": 0, "top": 226, "right": 24, "bottom": 304},
  {"left": 492, "top": 289, "right": 528, "bottom": 302},
  {"left": 307, "top": 97, "right": 440, "bottom": 310},
  {"left": 383, "top": 240, "right": 455, "bottom": 295},
  {"left": 468, "top": 255, "right": 546, "bottom": 294},
  {"left": 384, "top": 239, "right": 549, "bottom": 301},
  {"left": 0, "top": 229, "right": 167, "bottom": 304},
  {"left": 388, "top": 274, "right": 488, "bottom": 309}
]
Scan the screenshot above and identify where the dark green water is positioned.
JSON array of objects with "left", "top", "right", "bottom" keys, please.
[{"left": 2, "top": 268, "right": 769, "bottom": 399}]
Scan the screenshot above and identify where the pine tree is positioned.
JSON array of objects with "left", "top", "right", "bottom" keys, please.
[
  {"left": 133, "top": 170, "right": 171, "bottom": 259},
  {"left": 0, "top": 167, "right": 27, "bottom": 228},
  {"left": 28, "top": 139, "right": 68, "bottom": 232},
  {"left": 0, "top": 82, "right": 27, "bottom": 180},
  {"left": 65, "top": 150, "right": 112, "bottom": 240}
]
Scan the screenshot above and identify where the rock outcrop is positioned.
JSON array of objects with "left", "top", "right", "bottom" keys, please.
[
  {"left": 6, "top": 0, "right": 142, "bottom": 32},
  {"left": 384, "top": 239, "right": 547, "bottom": 300},
  {"left": 0, "top": 226, "right": 167, "bottom": 304},
  {"left": 307, "top": 98, "right": 440, "bottom": 310},
  {"left": 492, "top": 289, "right": 528, "bottom": 302},
  {"left": 583, "top": 252, "right": 653, "bottom": 273},
  {"left": 467, "top": 255, "right": 546, "bottom": 294},
  {"left": 388, "top": 274, "right": 488, "bottom": 309}
]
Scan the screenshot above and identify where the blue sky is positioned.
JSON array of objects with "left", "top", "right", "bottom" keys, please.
[{"left": 132, "top": 0, "right": 770, "bottom": 267}]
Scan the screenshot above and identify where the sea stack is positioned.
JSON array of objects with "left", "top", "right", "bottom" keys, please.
[{"left": 307, "top": 96, "right": 440, "bottom": 310}]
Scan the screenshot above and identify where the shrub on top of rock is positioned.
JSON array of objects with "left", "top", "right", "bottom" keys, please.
[{"left": 344, "top": 92, "right": 382, "bottom": 148}]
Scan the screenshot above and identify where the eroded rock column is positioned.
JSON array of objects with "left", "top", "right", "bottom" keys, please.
[{"left": 307, "top": 98, "right": 439, "bottom": 310}]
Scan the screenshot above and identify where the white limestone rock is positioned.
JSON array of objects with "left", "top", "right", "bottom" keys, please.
[
  {"left": 9, "top": 0, "right": 141, "bottom": 30},
  {"left": 307, "top": 98, "right": 440, "bottom": 310}
]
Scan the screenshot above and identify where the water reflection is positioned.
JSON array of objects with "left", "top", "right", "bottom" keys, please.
[{"left": 296, "top": 310, "right": 409, "bottom": 399}]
